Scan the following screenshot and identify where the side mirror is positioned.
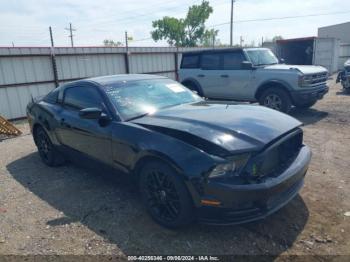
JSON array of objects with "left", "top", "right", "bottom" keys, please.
[
  {"left": 279, "top": 58, "right": 285, "bottom": 64},
  {"left": 79, "top": 108, "right": 102, "bottom": 119},
  {"left": 241, "top": 61, "right": 253, "bottom": 70}
]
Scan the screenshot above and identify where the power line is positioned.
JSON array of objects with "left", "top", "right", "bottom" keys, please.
[
  {"left": 210, "top": 10, "right": 350, "bottom": 28},
  {"left": 78, "top": 0, "right": 228, "bottom": 29},
  {"left": 132, "top": 37, "right": 153, "bottom": 42}
]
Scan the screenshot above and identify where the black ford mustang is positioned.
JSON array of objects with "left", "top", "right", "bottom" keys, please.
[{"left": 27, "top": 74, "right": 311, "bottom": 228}]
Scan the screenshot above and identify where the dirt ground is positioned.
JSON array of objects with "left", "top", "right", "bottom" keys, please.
[{"left": 0, "top": 76, "right": 349, "bottom": 260}]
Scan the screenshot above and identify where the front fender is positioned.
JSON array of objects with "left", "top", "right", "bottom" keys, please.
[
  {"left": 111, "top": 122, "right": 219, "bottom": 179},
  {"left": 255, "top": 79, "right": 294, "bottom": 99}
]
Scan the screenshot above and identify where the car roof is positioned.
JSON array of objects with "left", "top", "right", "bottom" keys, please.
[
  {"left": 64, "top": 74, "right": 168, "bottom": 87},
  {"left": 182, "top": 47, "right": 268, "bottom": 56}
]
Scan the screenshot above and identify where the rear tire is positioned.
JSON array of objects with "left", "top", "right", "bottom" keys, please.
[
  {"left": 294, "top": 100, "right": 317, "bottom": 109},
  {"left": 259, "top": 87, "right": 292, "bottom": 113},
  {"left": 34, "top": 126, "right": 65, "bottom": 167},
  {"left": 182, "top": 81, "right": 203, "bottom": 97},
  {"left": 138, "top": 160, "right": 194, "bottom": 228}
]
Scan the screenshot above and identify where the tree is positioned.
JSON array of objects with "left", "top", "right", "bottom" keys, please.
[
  {"left": 200, "top": 29, "right": 221, "bottom": 47},
  {"left": 151, "top": 1, "right": 214, "bottom": 47},
  {"left": 272, "top": 35, "right": 283, "bottom": 42},
  {"left": 103, "top": 39, "right": 123, "bottom": 47}
]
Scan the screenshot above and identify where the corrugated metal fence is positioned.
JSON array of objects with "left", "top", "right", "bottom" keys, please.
[
  {"left": 339, "top": 43, "right": 350, "bottom": 69},
  {"left": 0, "top": 46, "right": 207, "bottom": 120}
]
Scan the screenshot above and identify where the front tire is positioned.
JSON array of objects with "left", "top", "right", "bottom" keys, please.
[
  {"left": 138, "top": 160, "right": 194, "bottom": 228},
  {"left": 259, "top": 87, "right": 292, "bottom": 113},
  {"left": 34, "top": 126, "right": 65, "bottom": 167},
  {"left": 182, "top": 81, "right": 203, "bottom": 97}
]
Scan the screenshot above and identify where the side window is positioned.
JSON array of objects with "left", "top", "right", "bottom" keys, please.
[
  {"left": 201, "top": 53, "right": 221, "bottom": 70},
  {"left": 63, "top": 85, "right": 103, "bottom": 110},
  {"left": 181, "top": 55, "right": 199, "bottom": 69},
  {"left": 223, "top": 52, "right": 245, "bottom": 70}
]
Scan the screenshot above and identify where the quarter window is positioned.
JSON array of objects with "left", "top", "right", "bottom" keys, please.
[
  {"left": 63, "top": 86, "right": 103, "bottom": 110},
  {"left": 181, "top": 55, "right": 199, "bottom": 69},
  {"left": 201, "top": 53, "right": 221, "bottom": 70},
  {"left": 43, "top": 88, "right": 59, "bottom": 104},
  {"left": 223, "top": 52, "right": 245, "bottom": 70}
]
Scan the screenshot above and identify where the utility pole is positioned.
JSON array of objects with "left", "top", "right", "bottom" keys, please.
[
  {"left": 124, "top": 31, "right": 130, "bottom": 74},
  {"left": 49, "top": 26, "right": 55, "bottom": 47},
  {"left": 240, "top": 36, "right": 244, "bottom": 47},
  {"left": 125, "top": 31, "right": 129, "bottom": 52},
  {"left": 64, "top": 23, "right": 76, "bottom": 47},
  {"left": 230, "top": 0, "right": 235, "bottom": 46},
  {"left": 49, "top": 26, "right": 59, "bottom": 87},
  {"left": 212, "top": 33, "right": 215, "bottom": 48}
]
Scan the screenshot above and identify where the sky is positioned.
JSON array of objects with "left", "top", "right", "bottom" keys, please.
[{"left": 0, "top": 0, "right": 349, "bottom": 47}]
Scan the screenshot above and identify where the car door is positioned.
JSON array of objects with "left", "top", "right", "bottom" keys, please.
[
  {"left": 57, "top": 84, "right": 113, "bottom": 164},
  {"left": 218, "top": 51, "right": 254, "bottom": 100},
  {"left": 195, "top": 52, "right": 226, "bottom": 98}
]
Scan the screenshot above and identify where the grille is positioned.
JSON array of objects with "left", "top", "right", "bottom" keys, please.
[
  {"left": 246, "top": 130, "right": 303, "bottom": 178},
  {"left": 308, "top": 72, "right": 328, "bottom": 85}
]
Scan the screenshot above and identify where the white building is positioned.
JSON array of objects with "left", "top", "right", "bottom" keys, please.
[{"left": 318, "top": 21, "right": 350, "bottom": 44}]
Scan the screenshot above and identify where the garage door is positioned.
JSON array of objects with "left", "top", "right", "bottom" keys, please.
[{"left": 313, "top": 38, "right": 340, "bottom": 73}]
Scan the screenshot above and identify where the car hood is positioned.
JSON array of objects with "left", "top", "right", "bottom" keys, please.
[
  {"left": 264, "top": 64, "right": 328, "bottom": 75},
  {"left": 131, "top": 102, "right": 302, "bottom": 155}
]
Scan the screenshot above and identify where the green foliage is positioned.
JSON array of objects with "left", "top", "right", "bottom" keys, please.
[
  {"left": 151, "top": 1, "right": 214, "bottom": 47},
  {"left": 200, "top": 29, "right": 220, "bottom": 47},
  {"left": 103, "top": 39, "right": 123, "bottom": 47},
  {"left": 272, "top": 35, "right": 283, "bottom": 42}
]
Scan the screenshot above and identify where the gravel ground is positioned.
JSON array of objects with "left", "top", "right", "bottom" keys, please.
[{"left": 0, "top": 77, "right": 349, "bottom": 260}]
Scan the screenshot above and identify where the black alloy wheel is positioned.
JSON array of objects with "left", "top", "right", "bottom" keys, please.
[
  {"left": 146, "top": 169, "right": 181, "bottom": 222},
  {"left": 139, "top": 161, "right": 194, "bottom": 228},
  {"left": 35, "top": 126, "right": 65, "bottom": 167}
]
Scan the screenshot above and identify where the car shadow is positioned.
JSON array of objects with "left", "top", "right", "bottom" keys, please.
[
  {"left": 6, "top": 152, "right": 309, "bottom": 256},
  {"left": 289, "top": 108, "right": 328, "bottom": 126},
  {"left": 336, "top": 90, "right": 350, "bottom": 96}
]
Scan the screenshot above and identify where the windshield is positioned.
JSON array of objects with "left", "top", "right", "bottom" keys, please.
[
  {"left": 104, "top": 78, "right": 202, "bottom": 120},
  {"left": 246, "top": 49, "right": 279, "bottom": 66}
]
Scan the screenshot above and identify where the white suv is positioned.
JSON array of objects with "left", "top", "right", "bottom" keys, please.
[{"left": 179, "top": 48, "right": 329, "bottom": 113}]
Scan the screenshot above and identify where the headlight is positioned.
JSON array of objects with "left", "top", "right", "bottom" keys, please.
[
  {"left": 209, "top": 154, "right": 250, "bottom": 178},
  {"left": 298, "top": 75, "right": 313, "bottom": 87}
]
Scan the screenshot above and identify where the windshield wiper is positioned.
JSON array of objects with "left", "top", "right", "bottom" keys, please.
[
  {"left": 125, "top": 112, "right": 151, "bottom": 121},
  {"left": 255, "top": 62, "right": 277, "bottom": 66}
]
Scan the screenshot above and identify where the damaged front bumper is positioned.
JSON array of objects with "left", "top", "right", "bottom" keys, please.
[{"left": 194, "top": 145, "right": 311, "bottom": 225}]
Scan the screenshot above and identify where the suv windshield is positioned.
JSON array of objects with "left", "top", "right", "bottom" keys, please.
[
  {"left": 104, "top": 78, "right": 202, "bottom": 120},
  {"left": 246, "top": 49, "right": 279, "bottom": 66}
]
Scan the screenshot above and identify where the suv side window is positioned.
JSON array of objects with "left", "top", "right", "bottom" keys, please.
[
  {"left": 181, "top": 54, "right": 199, "bottom": 69},
  {"left": 201, "top": 53, "right": 221, "bottom": 70},
  {"left": 223, "top": 52, "right": 246, "bottom": 70},
  {"left": 63, "top": 85, "right": 103, "bottom": 110}
]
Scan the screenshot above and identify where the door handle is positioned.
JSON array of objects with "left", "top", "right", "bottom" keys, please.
[
  {"left": 197, "top": 74, "right": 205, "bottom": 77},
  {"left": 220, "top": 74, "right": 229, "bottom": 78}
]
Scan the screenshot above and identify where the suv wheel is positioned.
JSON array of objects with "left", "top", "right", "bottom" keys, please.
[
  {"left": 182, "top": 82, "right": 203, "bottom": 97},
  {"left": 139, "top": 160, "right": 194, "bottom": 228},
  {"left": 259, "top": 88, "right": 292, "bottom": 113}
]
